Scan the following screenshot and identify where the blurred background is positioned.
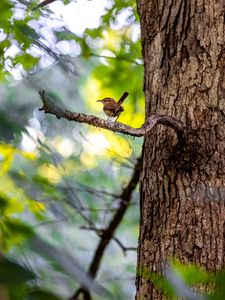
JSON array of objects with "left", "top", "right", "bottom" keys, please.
[{"left": 0, "top": 0, "right": 144, "bottom": 299}]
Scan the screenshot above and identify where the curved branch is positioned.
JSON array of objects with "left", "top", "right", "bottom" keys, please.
[
  {"left": 144, "top": 114, "right": 186, "bottom": 144},
  {"left": 39, "top": 90, "right": 186, "bottom": 142}
]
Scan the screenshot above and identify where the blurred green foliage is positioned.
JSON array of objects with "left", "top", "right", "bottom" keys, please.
[
  {"left": 0, "top": 1, "right": 143, "bottom": 299},
  {"left": 140, "top": 259, "right": 225, "bottom": 300},
  {"left": 0, "top": 1, "right": 223, "bottom": 300}
]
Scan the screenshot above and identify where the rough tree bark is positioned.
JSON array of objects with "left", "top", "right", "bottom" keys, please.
[{"left": 136, "top": 0, "right": 225, "bottom": 299}]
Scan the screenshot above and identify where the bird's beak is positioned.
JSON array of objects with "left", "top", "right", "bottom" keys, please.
[{"left": 97, "top": 100, "right": 103, "bottom": 102}]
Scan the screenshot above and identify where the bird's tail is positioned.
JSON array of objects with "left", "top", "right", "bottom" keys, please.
[{"left": 117, "top": 92, "right": 129, "bottom": 106}]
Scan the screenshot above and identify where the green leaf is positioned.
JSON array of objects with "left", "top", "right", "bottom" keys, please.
[
  {"left": 9, "top": 283, "right": 28, "bottom": 300},
  {"left": 0, "top": 39, "right": 10, "bottom": 57},
  {"left": 4, "top": 218, "right": 34, "bottom": 237},
  {"left": 26, "top": 290, "right": 63, "bottom": 300},
  {"left": 172, "top": 260, "right": 210, "bottom": 285},
  {"left": 0, "top": 195, "right": 9, "bottom": 214},
  {"left": 13, "top": 53, "right": 39, "bottom": 71},
  {"left": 0, "top": 259, "right": 35, "bottom": 285},
  {"left": 55, "top": 31, "right": 76, "bottom": 41},
  {"left": 0, "top": 218, "right": 35, "bottom": 252}
]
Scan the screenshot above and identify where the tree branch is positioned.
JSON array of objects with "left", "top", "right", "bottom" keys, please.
[
  {"left": 69, "top": 157, "right": 142, "bottom": 300},
  {"left": 112, "top": 237, "right": 137, "bottom": 256},
  {"left": 39, "top": 90, "right": 186, "bottom": 142},
  {"left": 32, "top": 0, "right": 57, "bottom": 10}
]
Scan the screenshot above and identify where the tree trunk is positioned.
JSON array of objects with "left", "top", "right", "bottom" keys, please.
[{"left": 136, "top": 1, "right": 225, "bottom": 299}]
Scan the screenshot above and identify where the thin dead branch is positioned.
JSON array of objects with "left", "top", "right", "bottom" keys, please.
[
  {"left": 32, "top": 0, "right": 57, "bottom": 10},
  {"left": 69, "top": 157, "right": 142, "bottom": 300},
  {"left": 112, "top": 237, "right": 137, "bottom": 256}
]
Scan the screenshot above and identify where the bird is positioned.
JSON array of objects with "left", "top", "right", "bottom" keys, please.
[{"left": 97, "top": 92, "right": 129, "bottom": 121}]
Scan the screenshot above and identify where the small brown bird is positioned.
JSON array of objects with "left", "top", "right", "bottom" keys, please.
[{"left": 97, "top": 92, "right": 129, "bottom": 121}]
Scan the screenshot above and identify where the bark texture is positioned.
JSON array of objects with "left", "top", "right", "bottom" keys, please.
[{"left": 136, "top": 0, "right": 225, "bottom": 299}]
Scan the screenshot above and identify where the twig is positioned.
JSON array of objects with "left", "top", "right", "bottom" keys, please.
[
  {"left": 112, "top": 237, "right": 137, "bottom": 256},
  {"left": 39, "top": 90, "right": 186, "bottom": 141},
  {"left": 90, "top": 53, "right": 143, "bottom": 65},
  {"left": 79, "top": 226, "right": 104, "bottom": 235},
  {"left": 32, "top": 0, "right": 56, "bottom": 10}
]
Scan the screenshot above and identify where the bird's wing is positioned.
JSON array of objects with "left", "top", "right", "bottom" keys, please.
[{"left": 103, "top": 104, "right": 117, "bottom": 114}]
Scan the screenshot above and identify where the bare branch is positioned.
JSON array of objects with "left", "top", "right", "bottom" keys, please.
[
  {"left": 32, "top": 0, "right": 57, "bottom": 10},
  {"left": 39, "top": 90, "right": 186, "bottom": 141},
  {"left": 69, "top": 157, "right": 142, "bottom": 300},
  {"left": 90, "top": 53, "right": 143, "bottom": 65},
  {"left": 112, "top": 237, "right": 137, "bottom": 256}
]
